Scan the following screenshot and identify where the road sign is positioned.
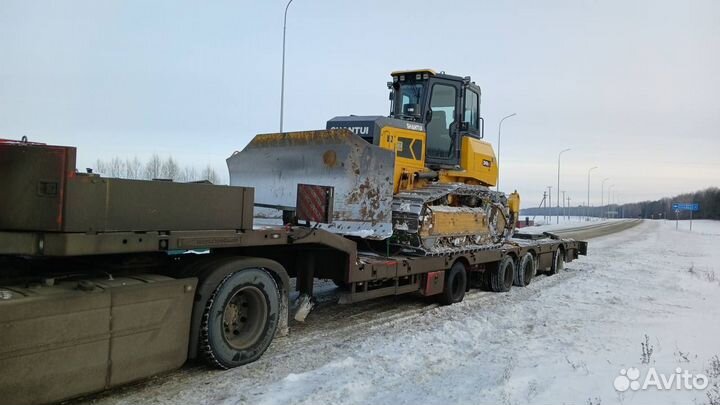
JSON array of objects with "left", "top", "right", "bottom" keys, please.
[
  {"left": 672, "top": 202, "right": 699, "bottom": 232},
  {"left": 672, "top": 203, "right": 699, "bottom": 212}
]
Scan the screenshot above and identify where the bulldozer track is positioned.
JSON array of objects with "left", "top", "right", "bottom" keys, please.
[{"left": 391, "top": 183, "right": 512, "bottom": 255}]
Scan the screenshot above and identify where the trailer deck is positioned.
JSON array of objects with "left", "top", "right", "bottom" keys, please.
[{"left": 0, "top": 139, "right": 586, "bottom": 405}]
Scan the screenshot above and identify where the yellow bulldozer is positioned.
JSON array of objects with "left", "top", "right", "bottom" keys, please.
[{"left": 227, "top": 69, "right": 520, "bottom": 254}]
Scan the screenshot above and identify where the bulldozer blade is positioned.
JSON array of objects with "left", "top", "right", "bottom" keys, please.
[{"left": 227, "top": 129, "right": 395, "bottom": 239}]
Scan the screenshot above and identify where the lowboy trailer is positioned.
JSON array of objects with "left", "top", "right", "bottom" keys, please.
[{"left": 0, "top": 139, "right": 587, "bottom": 405}]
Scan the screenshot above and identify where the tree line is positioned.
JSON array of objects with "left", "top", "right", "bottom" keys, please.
[
  {"left": 616, "top": 187, "right": 720, "bottom": 220},
  {"left": 93, "top": 155, "right": 221, "bottom": 184},
  {"left": 520, "top": 187, "right": 720, "bottom": 220}
]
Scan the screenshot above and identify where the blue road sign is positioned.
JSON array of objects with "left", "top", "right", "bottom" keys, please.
[{"left": 672, "top": 203, "right": 699, "bottom": 212}]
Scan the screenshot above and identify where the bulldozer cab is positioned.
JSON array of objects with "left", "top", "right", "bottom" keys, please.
[{"left": 389, "top": 70, "right": 483, "bottom": 168}]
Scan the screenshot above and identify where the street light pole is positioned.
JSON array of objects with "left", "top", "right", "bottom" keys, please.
[
  {"left": 496, "top": 113, "right": 517, "bottom": 191},
  {"left": 279, "top": 0, "right": 294, "bottom": 133},
  {"left": 566, "top": 195, "right": 571, "bottom": 220},
  {"left": 608, "top": 184, "right": 615, "bottom": 218},
  {"left": 600, "top": 177, "right": 610, "bottom": 219},
  {"left": 556, "top": 148, "right": 571, "bottom": 224},
  {"left": 587, "top": 166, "right": 598, "bottom": 220},
  {"left": 548, "top": 186, "right": 552, "bottom": 221}
]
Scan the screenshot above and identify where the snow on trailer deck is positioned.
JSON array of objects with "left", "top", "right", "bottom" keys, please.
[{"left": 69, "top": 219, "right": 720, "bottom": 405}]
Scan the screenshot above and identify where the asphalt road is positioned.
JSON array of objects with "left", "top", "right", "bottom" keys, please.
[{"left": 543, "top": 219, "right": 642, "bottom": 240}]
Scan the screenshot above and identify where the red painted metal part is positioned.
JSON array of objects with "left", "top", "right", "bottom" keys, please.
[
  {"left": 422, "top": 270, "right": 445, "bottom": 296},
  {"left": 296, "top": 184, "right": 334, "bottom": 223}
]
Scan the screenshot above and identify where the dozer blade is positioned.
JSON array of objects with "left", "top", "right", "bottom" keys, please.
[{"left": 227, "top": 129, "right": 395, "bottom": 239}]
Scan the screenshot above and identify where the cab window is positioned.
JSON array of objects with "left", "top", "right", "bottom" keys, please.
[
  {"left": 426, "top": 84, "right": 457, "bottom": 159},
  {"left": 464, "top": 90, "right": 479, "bottom": 132},
  {"left": 395, "top": 83, "right": 424, "bottom": 119}
]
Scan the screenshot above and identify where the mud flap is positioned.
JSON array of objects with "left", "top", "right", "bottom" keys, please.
[
  {"left": 276, "top": 293, "right": 289, "bottom": 337},
  {"left": 293, "top": 293, "right": 315, "bottom": 322}
]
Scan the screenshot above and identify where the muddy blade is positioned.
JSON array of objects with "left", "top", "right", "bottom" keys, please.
[{"left": 227, "top": 129, "right": 395, "bottom": 239}]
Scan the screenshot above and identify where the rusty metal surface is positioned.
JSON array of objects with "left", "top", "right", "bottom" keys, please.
[
  {"left": 0, "top": 140, "right": 76, "bottom": 232},
  {"left": 227, "top": 129, "right": 395, "bottom": 239}
]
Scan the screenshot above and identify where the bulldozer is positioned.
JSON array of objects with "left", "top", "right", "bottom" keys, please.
[{"left": 227, "top": 69, "right": 520, "bottom": 255}]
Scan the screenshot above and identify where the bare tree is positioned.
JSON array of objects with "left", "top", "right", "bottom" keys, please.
[
  {"left": 144, "top": 154, "right": 162, "bottom": 180},
  {"left": 179, "top": 165, "right": 198, "bottom": 182},
  {"left": 94, "top": 159, "right": 107, "bottom": 176},
  {"left": 125, "top": 157, "right": 142, "bottom": 179},
  {"left": 107, "top": 157, "right": 125, "bottom": 178},
  {"left": 161, "top": 156, "right": 179, "bottom": 180},
  {"left": 201, "top": 165, "right": 218, "bottom": 184},
  {"left": 96, "top": 155, "right": 226, "bottom": 185}
]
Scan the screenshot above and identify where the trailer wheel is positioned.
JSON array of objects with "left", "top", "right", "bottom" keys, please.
[
  {"left": 490, "top": 256, "right": 514, "bottom": 292},
  {"left": 200, "top": 268, "right": 279, "bottom": 369},
  {"left": 549, "top": 248, "right": 565, "bottom": 275},
  {"left": 514, "top": 253, "right": 535, "bottom": 287},
  {"left": 439, "top": 261, "right": 467, "bottom": 305}
]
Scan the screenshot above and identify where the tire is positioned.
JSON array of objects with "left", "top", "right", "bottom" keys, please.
[
  {"left": 490, "top": 256, "right": 515, "bottom": 292},
  {"left": 514, "top": 253, "right": 535, "bottom": 287},
  {"left": 200, "top": 268, "right": 280, "bottom": 369},
  {"left": 549, "top": 248, "right": 565, "bottom": 275},
  {"left": 439, "top": 261, "right": 467, "bottom": 305}
]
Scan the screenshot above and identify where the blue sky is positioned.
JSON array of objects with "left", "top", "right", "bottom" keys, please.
[{"left": 1, "top": 0, "right": 718, "bottom": 206}]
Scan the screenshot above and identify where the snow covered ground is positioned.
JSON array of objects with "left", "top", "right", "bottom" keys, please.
[
  {"left": 76, "top": 220, "right": 720, "bottom": 405},
  {"left": 660, "top": 219, "right": 720, "bottom": 236}
]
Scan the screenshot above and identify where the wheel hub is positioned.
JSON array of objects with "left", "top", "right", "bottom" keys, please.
[{"left": 221, "top": 286, "right": 268, "bottom": 350}]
